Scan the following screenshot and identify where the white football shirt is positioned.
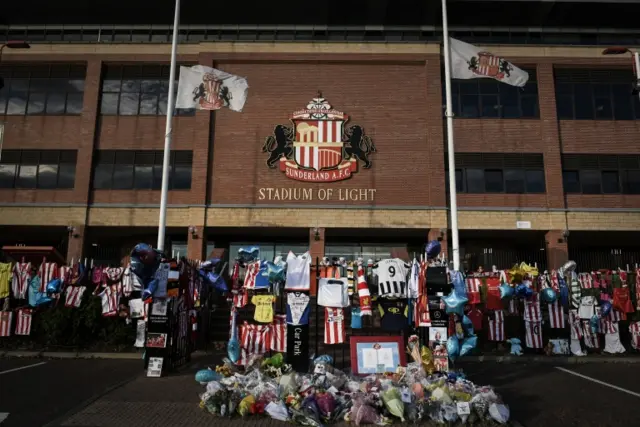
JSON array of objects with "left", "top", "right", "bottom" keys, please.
[{"left": 373, "top": 258, "right": 410, "bottom": 298}]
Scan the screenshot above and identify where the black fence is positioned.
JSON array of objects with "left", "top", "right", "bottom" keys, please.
[{"left": 570, "top": 247, "right": 640, "bottom": 272}]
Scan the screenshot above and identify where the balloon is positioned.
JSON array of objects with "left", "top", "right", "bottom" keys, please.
[
  {"left": 266, "top": 262, "right": 286, "bottom": 283},
  {"left": 562, "top": 260, "right": 577, "bottom": 274},
  {"left": 34, "top": 293, "right": 53, "bottom": 306},
  {"left": 206, "top": 271, "right": 228, "bottom": 292},
  {"left": 142, "top": 279, "right": 158, "bottom": 300},
  {"left": 558, "top": 276, "right": 569, "bottom": 307},
  {"left": 314, "top": 355, "right": 334, "bottom": 365},
  {"left": 462, "top": 315, "right": 475, "bottom": 336},
  {"left": 426, "top": 240, "right": 441, "bottom": 259},
  {"left": 601, "top": 300, "right": 612, "bottom": 317},
  {"left": 499, "top": 283, "right": 514, "bottom": 299},
  {"left": 451, "top": 271, "right": 467, "bottom": 298},
  {"left": 541, "top": 287, "right": 557, "bottom": 303},
  {"left": 447, "top": 336, "right": 460, "bottom": 361},
  {"left": 195, "top": 369, "right": 221, "bottom": 384},
  {"left": 515, "top": 284, "right": 533, "bottom": 299},
  {"left": 238, "top": 246, "right": 260, "bottom": 262},
  {"left": 46, "top": 278, "right": 62, "bottom": 294},
  {"left": 590, "top": 315, "right": 599, "bottom": 334},
  {"left": 228, "top": 339, "right": 241, "bottom": 363},
  {"left": 443, "top": 290, "right": 468, "bottom": 316},
  {"left": 459, "top": 336, "right": 477, "bottom": 357},
  {"left": 199, "top": 258, "right": 221, "bottom": 270}
]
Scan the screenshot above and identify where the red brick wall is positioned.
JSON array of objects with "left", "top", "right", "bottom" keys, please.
[{"left": 209, "top": 61, "right": 433, "bottom": 207}]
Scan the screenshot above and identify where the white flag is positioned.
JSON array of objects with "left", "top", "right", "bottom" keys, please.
[
  {"left": 176, "top": 65, "right": 249, "bottom": 112},
  {"left": 449, "top": 38, "right": 528, "bottom": 87}
]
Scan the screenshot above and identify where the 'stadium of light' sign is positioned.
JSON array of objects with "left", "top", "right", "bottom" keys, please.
[
  {"left": 262, "top": 94, "right": 376, "bottom": 183},
  {"left": 258, "top": 187, "right": 377, "bottom": 201}
]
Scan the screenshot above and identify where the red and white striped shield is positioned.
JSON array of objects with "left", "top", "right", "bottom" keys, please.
[
  {"left": 294, "top": 119, "right": 344, "bottom": 171},
  {"left": 525, "top": 321, "right": 543, "bottom": 349}
]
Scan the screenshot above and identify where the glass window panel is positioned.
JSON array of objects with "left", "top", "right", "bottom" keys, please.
[
  {"left": 275, "top": 244, "right": 308, "bottom": 259},
  {"left": 0, "top": 165, "right": 17, "bottom": 188},
  {"left": 16, "top": 165, "right": 37, "bottom": 188},
  {"left": 152, "top": 164, "right": 164, "bottom": 189},
  {"left": 525, "top": 170, "right": 546, "bottom": 193},
  {"left": 499, "top": 86, "right": 520, "bottom": 118},
  {"left": 485, "top": 169, "right": 504, "bottom": 192},
  {"left": 120, "top": 79, "right": 140, "bottom": 93},
  {"left": 574, "top": 83, "right": 594, "bottom": 119},
  {"left": 580, "top": 170, "right": 601, "bottom": 194},
  {"left": 65, "top": 93, "right": 84, "bottom": 114},
  {"left": 172, "top": 164, "right": 192, "bottom": 190},
  {"left": 46, "top": 78, "right": 68, "bottom": 92},
  {"left": 102, "top": 78, "right": 121, "bottom": 92},
  {"left": 46, "top": 93, "right": 66, "bottom": 114},
  {"left": 455, "top": 169, "right": 463, "bottom": 192},
  {"left": 37, "top": 164, "right": 58, "bottom": 189},
  {"left": 112, "top": 164, "right": 134, "bottom": 189},
  {"left": 26, "top": 92, "right": 46, "bottom": 114},
  {"left": 93, "top": 163, "right": 113, "bottom": 189},
  {"left": 556, "top": 95, "right": 574, "bottom": 119},
  {"left": 158, "top": 92, "right": 168, "bottom": 115},
  {"left": 171, "top": 242, "right": 188, "bottom": 259},
  {"left": 521, "top": 82, "right": 538, "bottom": 96},
  {"left": 602, "top": 170, "right": 620, "bottom": 193},
  {"left": 593, "top": 84, "right": 613, "bottom": 119},
  {"left": 10, "top": 78, "right": 29, "bottom": 92},
  {"left": 623, "top": 170, "right": 640, "bottom": 194},
  {"left": 520, "top": 96, "right": 539, "bottom": 118},
  {"left": 141, "top": 79, "right": 161, "bottom": 93},
  {"left": 29, "top": 78, "right": 49, "bottom": 92},
  {"left": 504, "top": 169, "right": 525, "bottom": 193},
  {"left": 612, "top": 84, "right": 634, "bottom": 120},
  {"left": 6, "top": 94, "right": 27, "bottom": 115},
  {"left": 67, "top": 79, "right": 85, "bottom": 92},
  {"left": 100, "top": 93, "right": 119, "bottom": 115},
  {"left": 460, "top": 95, "right": 479, "bottom": 118},
  {"left": 480, "top": 95, "right": 500, "bottom": 117},
  {"left": 479, "top": 81, "right": 499, "bottom": 95},
  {"left": 57, "top": 163, "right": 75, "bottom": 189},
  {"left": 465, "top": 168, "right": 484, "bottom": 193},
  {"left": 139, "top": 93, "right": 158, "bottom": 115},
  {"left": 563, "top": 170, "right": 581, "bottom": 193},
  {"left": 118, "top": 93, "right": 139, "bottom": 115},
  {"left": 0, "top": 92, "right": 7, "bottom": 115},
  {"left": 134, "top": 165, "right": 153, "bottom": 189}
]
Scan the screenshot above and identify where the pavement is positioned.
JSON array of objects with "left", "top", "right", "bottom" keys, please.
[{"left": 1, "top": 353, "right": 640, "bottom": 427}]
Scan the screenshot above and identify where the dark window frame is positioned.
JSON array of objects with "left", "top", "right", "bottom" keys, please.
[
  {"left": 92, "top": 150, "right": 193, "bottom": 191},
  {"left": 561, "top": 154, "right": 640, "bottom": 194},
  {"left": 446, "top": 153, "right": 546, "bottom": 194},
  {"left": 0, "top": 64, "right": 86, "bottom": 116},
  {"left": 99, "top": 64, "right": 195, "bottom": 116},
  {"left": 0, "top": 150, "right": 77, "bottom": 189},
  {"left": 554, "top": 68, "right": 639, "bottom": 121},
  {"left": 445, "top": 68, "right": 540, "bottom": 119}
]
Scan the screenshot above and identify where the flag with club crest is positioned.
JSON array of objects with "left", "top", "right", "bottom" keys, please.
[{"left": 176, "top": 65, "right": 248, "bottom": 112}]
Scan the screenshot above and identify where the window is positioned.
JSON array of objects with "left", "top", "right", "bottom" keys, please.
[
  {"left": 447, "top": 153, "right": 546, "bottom": 194},
  {"left": 446, "top": 68, "right": 539, "bottom": 119},
  {"left": 554, "top": 69, "right": 639, "bottom": 120},
  {"left": 229, "top": 242, "right": 308, "bottom": 273},
  {"left": 0, "top": 150, "right": 77, "bottom": 189},
  {"left": 562, "top": 154, "right": 640, "bottom": 194},
  {"left": 92, "top": 150, "right": 193, "bottom": 190},
  {"left": 99, "top": 65, "right": 195, "bottom": 116},
  {"left": 0, "top": 64, "right": 85, "bottom": 115}
]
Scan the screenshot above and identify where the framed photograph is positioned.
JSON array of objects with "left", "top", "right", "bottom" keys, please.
[
  {"left": 146, "top": 332, "right": 168, "bottom": 348},
  {"left": 350, "top": 336, "right": 406, "bottom": 376},
  {"left": 147, "top": 357, "right": 164, "bottom": 377}
]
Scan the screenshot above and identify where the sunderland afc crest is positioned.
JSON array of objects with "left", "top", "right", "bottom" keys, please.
[
  {"left": 262, "top": 94, "right": 375, "bottom": 183},
  {"left": 192, "top": 73, "right": 232, "bottom": 110},
  {"left": 467, "top": 52, "right": 513, "bottom": 80}
]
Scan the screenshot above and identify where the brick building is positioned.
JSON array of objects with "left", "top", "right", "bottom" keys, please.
[{"left": 1, "top": 0, "right": 640, "bottom": 271}]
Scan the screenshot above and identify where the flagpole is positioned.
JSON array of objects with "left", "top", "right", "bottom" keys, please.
[
  {"left": 157, "top": 0, "right": 181, "bottom": 251},
  {"left": 441, "top": 0, "right": 461, "bottom": 271}
]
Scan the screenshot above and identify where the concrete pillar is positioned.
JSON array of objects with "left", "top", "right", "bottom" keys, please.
[
  {"left": 546, "top": 230, "right": 569, "bottom": 270},
  {"left": 309, "top": 227, "right": 325, "bottom": 263},
  {"left": 187, "top": 226, "right": 206, "bottom": 261}
]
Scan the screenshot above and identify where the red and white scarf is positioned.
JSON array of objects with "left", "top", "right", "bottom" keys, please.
[
  {"left": 65, "top": 286, "right": 87, "bottom": 308},
  {"left": 548, "top": 301, "right": 565, "bottom": 329},
  {"left": 11, "top": 262, "right": 31, "bottom": 299},
  {"left": 356, "top": 265, "right": 372, "bottom": 315},
  {"left": 14, "top": 308, "right": 32, "bottom": 336}
]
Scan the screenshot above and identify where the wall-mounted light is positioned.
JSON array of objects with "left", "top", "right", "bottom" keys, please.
[
  {"left": 67, "top": 225, "right": 80, "bottom": 239},
  {"left": 438, "top": 228, "right": 447, "bottom": 241},
  {"left": 312, "top": 227, "right": 321, "bottom": 241},
  {"left": 188, "top": 226, "right": 198, "bottom": 238}
]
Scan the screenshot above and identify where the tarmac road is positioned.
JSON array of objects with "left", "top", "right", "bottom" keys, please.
[{"left": 0, "top": 358, "right": 141, "bottom": 427}]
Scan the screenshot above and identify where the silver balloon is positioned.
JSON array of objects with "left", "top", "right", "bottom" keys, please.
[{"left": 562, "top": 260, "right": 577, "bottom": 274}]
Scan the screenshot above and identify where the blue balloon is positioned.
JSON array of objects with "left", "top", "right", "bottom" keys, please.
[
  {"left": 314, "top": 355, "right": 334, "bottom": 365},
  {"left": 500, "top": 283, "right": 515, "bottom": 299},
  {"left": 227, "top": 340, "right": 241, "bottom": 363},
  {"left": 426, "top": 240, "right": 441, "bottom": 259},
  {"left": 460, "top": 336, "right": 477, "bottom": 357},
  {"left": 142, "top": 279, "right": 158, "bottom": 300},
  {"left": 447, "top": 336, "right": 460, "bottom": 361},
  {"left": 46, "top": 278, "right": 62, "bottom": 294},
  {"left": 443, "top": 290, "right": 468, "bottom": 316},
  {"left": 195, "top": 369, "right": 222, "bottom": 384},
  {"left": 266, "top": 262, "right": 286, "bottom": 283},
  {"left": 590, "top": 315, "right": 600, "bottom": 334},
  {"left": 600, "top": 300, "right": 612, "bottom": 317},
  {"left": 515, "top": 284, "right": 533, "bottom": 299},
  {"left": 451, "top": 271, "right": 467, "bottom": 298},
  {"left": 238, "top": 246, "right": 260, "bottom": 262},
  {"left": 541, "top": 287, "right": 557, "bottom": 303},
  {"left": 558, "top": 276, "right": 569, "bottom": 307},
  {"left": 462, "top": 315, "right": 475, "bottom": 336},
  {"left": 34, "top": 293, "right": 53, "bottom": 306}
]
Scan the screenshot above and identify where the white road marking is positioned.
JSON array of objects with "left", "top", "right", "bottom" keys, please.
[
  {"left": 0, "top": 361, "right": 47, "bottom": 375},
  {"left": 556, "top": 366, "right": 640, "bottom": 398},
  {"left": 0, "top": 413, "right": 9, "bottom": 423}
]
